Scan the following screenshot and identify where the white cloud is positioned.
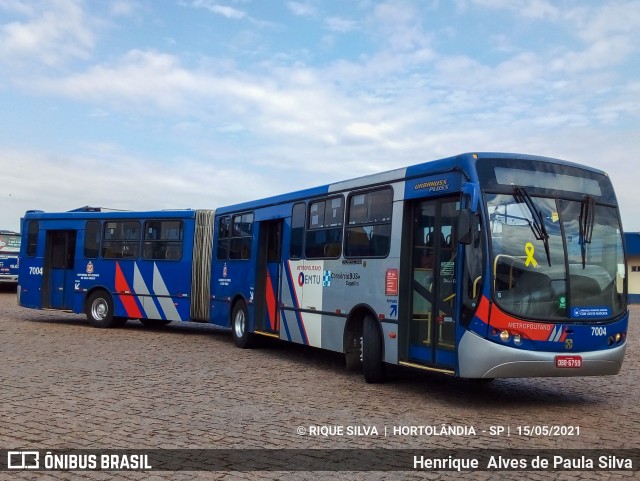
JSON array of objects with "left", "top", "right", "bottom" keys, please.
[
  {"left": 190, "top": 0, "right": 246, "bottom": 19},
  {"left": 31, "top": 50, "right": 200, "bottom": 110},
  {"left": 109, "top": 0, "right": 139, "bottom": 17},
  {"left": 2, "top": 0, "right": 640, "bottom": 232},
  {"left": 287, "top": 1, "right": 317, "bottom": 17},
  {"left": 325, "top": 16, "right": 358, "bottom": 33},
  {"left": 0, "top": 0, "right": 35, "bottom": 16},
  {"left": 0, "top": 145, "right": 274, "bottom": 231},
  {"left": 551, "top": 35, "right": 635, "bottom": 73},
  {"left": 465, "top": 0, "right": 560, "bottom": 20},
  {"left": 370, "top": 0, "right": 431, "bottom": 52},
  {"left": 572, "top": 0, "right": 640, "bottom": 43},
  {"left": 0, "top": 0, "right": 96, "bottom": 67}
]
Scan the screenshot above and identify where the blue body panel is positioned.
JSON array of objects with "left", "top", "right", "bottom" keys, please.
[{"left": 18, "top": 210, "right": 199, "bottom": 322}]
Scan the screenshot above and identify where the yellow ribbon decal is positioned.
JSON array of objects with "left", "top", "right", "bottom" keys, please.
[{"left": 525, "top": 242, "right": 538, "bottom": 267}]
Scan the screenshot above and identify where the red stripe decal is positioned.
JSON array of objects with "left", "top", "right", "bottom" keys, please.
[
  {"left": 265, "top": 270, "right": 277, "bottom": 331},
  {"left": 488, "top": 302, "right": 553, "bottom": 341},
  {"left": 475, "top": 295, "right": 491, "bottom": 324},
  {"left": 115, "top": 262, "right": 142, "bottom": 318}
]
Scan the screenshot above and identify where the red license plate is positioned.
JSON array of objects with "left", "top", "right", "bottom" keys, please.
[{"left": 555, "top": 355, "right": 583, "bottom": 368}]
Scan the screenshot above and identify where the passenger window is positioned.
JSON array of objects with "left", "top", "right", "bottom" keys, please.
[
  {"left": 84, "top": 221, "right": 101, "bottom": 258},
  {"left": 290, "top": 203, "right": 305, "bottom": 259},
  {"left": 102, "top": 221, "right": 141, "bottom": 259},
  {"left": 306, "top": 197, "right": 344, "bottom": 258},
  {"left": 217, "top": 212, "right": 253, "bottom": 260},
  {"left": 142, "top": 220, "right": 184, "bottom": 260},
  {"left": 345, "top": 188, "right": 392, "bottom": 258},
  {"left": 217, "top": 216, "right": 230, "bottom": 260}
]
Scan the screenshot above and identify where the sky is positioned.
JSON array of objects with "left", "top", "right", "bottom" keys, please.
[{"left": 1, "top": 0, "right": 639, "bottom": 233}]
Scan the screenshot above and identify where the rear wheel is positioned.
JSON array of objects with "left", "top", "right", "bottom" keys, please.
[
  {"left": 362, "top": 314, "right": 385, "bottom": 383},
  {"left": 231, "top": 300, "right": 255, "bottom": 348},
  {"left": 85, "top": 290, "right": 122, "bottom": 328}
]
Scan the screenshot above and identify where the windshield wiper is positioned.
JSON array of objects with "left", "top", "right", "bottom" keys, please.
[
  {"left": 579, "top": 195, "right": 595, "bottom": 269},
  {"left": 513, "top": 185, "right": 551, "bottom": 267}
]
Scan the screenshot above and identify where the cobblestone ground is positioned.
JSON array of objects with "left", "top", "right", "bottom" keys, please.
[{"left": 0, "top": 286, "right": 638, "bottom": 480}]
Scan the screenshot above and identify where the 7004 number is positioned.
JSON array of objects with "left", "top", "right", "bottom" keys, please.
[
  {"left": 29, "top": 267, "right": 43, "bottom": 275},
  {"left": 591, "top": 326, "right": 607, "bottom": 336}
]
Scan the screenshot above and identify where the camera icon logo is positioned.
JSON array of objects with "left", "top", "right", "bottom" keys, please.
[{"left": 7, "top": 451, "right": 39, "bottom": 469}]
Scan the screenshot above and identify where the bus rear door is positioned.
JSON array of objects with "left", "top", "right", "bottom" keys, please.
[
  {"left": 43, "top": 230, "right": 77, "bottom": 310},
  {"left": 255, "top": 220, "right": 283, "bottom": 337}
]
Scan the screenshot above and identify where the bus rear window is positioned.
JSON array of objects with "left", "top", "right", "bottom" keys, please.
[{"left": 27, "top": 222, "right": 39, "bottom": 257}]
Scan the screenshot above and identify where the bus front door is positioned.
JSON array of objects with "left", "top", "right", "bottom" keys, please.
[
  {"left": 44, "top": 230, "right": 77, "bottom": 310},
  {"left": 402, "top": 197, "right": 459, "bottom": 371},
  {"left": 255, "top": 220, "right": 283, "bottom": 337}
]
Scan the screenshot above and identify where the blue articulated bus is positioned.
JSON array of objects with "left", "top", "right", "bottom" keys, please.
[
  {"left": 18, "top": 153, "right": 628, "bottom": 382},
  {"left": 18, "top": 208, "right": 215, "bottom": 327},
  {"left": 0, "top": 230, "right": 21, "bottom": 284}
]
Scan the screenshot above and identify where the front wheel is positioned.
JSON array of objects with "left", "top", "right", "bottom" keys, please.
[
  {"left": 85, "top": 290, "right": 122, "bottom": 328},
  {"left": 362, "top": 314, "right": 385, "bottom": 383},
  {"left": 231, "top": 300, "right": 256, "bottom": 348}
]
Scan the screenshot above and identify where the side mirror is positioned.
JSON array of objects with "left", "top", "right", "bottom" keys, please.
[{"left": 458, "top": 208, "right": 472, "bottom": 245}]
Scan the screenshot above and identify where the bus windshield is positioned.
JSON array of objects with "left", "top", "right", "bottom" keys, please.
[{"left": 479, "top": 159, "right": 626, "bottom": 321}]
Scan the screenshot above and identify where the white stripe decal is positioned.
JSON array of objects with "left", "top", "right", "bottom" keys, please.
[
  {"left": 548, "top": 325, "right": 563, "bottom": 343},
  {"left": 133, "top": 263, "right": 159, "bottom": 319},
  {"left": 153, "top": 263, "right": 182, "bottom": 321}
]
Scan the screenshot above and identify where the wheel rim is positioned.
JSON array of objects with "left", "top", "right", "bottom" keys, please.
[
  {"left": 234, "top": 309, "right": 245, "bottom": 338},
  {"left": 91, "top": 298, "right": 108, "bottom": 321}
]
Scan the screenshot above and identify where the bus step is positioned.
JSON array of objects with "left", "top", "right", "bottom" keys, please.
[
  {"left": 254, "top": 330, "right": 280, "bottom": 339},
  {"left": 398, "top": 361, "right": 455, "bottom": 375}
]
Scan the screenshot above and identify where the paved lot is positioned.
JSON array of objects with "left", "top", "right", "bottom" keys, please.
[{"left": 0, "top": 286, "right": 638, "bottom": 480}]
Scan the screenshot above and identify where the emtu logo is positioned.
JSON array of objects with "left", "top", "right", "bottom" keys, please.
[{"left": 298, "top": 272, "right": 323, "bottom": 286}]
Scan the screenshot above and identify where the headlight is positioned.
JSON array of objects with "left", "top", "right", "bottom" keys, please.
[{"left": 500, "top": 330, "right": 510, "bottom": 342}]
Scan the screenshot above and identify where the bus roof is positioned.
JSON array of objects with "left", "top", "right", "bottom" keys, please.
[
  {"left": 22, "top": 209, "right": 204, "bottom": 222},
  {"left": 216, "top": 152, "right": 604, "bottom": 214}
]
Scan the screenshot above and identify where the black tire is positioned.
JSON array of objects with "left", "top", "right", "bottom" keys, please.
[
  {"left": 231, "top": 300, "right": 255, "bottom": 348},
  {"left": 362, "top": 314, "right": 385, "bottom": 383},
  {"left": 85, "top": 290, "right": 120, "bottom": 328},
  {"left": 140, "top": 319, "right": 172, "bottom": 328}
]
